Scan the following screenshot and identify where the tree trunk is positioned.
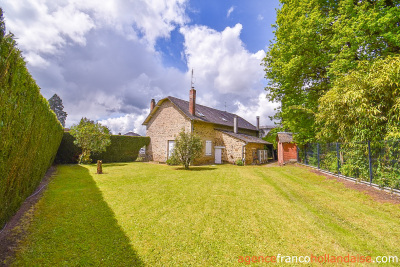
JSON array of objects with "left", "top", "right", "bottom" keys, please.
[{"left": 97, "top": 160, "right": 103, "bottom": 174}]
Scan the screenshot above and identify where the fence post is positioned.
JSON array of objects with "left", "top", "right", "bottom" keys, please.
[
  {"left": 336, "top": 143, "right": 340, "bottom": 177},
  {"left": 368, "top": 140, "right": 373, "bottom": 185},
  {"left": 317, "top": 143, "right": 320, "bottom": 169}
]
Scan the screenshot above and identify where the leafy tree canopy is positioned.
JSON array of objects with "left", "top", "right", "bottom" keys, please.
[
  {"left": 48, "top": 94, "right": 67, "bottom": 127},
  {"left": 170, "top": 129, "right": 203, "bottom": 170},
  {"left": 317, "top": 55, "right": 400, "bottom": 142},
  {"left": 264, "top": 0, "right": 400, "bottom": 144},
  {"left": 69, "top": 118, "right": 111, "bottom": 164}
]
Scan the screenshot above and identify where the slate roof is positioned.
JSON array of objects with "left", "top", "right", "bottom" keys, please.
[
  {"left": 277, "top": 132, "right": 294, "bottom": 143},
  {"left": 143, "top": 96, "right": 257, "bottom": 131},
  {"left": 217, "top": 130, "right": 271, "bottom": 144},
  {"left": 124, "top": 132, "right": 141, "bottom": 136}
]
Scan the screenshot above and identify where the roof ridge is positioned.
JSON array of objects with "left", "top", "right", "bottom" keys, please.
[{"left": 168, "top": 96, "right": 240, "bottom": 118}]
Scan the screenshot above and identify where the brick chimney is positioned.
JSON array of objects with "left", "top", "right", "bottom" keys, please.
[
  {"left": 150, "top": 99, "right": 155, "bottom": 112},
  {"left": 234, "top": 115, "right": 238, "bottom": 134},
  {"left": 189, "top": 88, "right": 196, "bottom": 115}
]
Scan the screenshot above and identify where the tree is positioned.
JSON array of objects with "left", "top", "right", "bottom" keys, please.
[
  {"left": 69, "top": 118, "right": 111, "bottom": 164},
  {"left": 48, "top": 94, "right": 67, "bottom": 127},
  {"left": 263, "top": 0, "right": 400, "bottom": 144},
  {"left": 170, "top": 129, "right": 203, "bottom": 170},
  {"left": 317, "top": 55, "right": 400, "bottom": 142}
]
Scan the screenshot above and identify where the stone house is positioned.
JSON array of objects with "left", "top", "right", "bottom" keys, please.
[
  {"left": 277, "top": 132, "right": 297, "bottom": 165},
  {"left": 142, "top": 88, "right": 271, "bottom": 165}
]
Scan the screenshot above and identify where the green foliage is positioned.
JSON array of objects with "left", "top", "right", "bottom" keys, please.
[
  {"left": 55, "top": 132, "right": 149, "bottom": 164},
  {"left": 166, "top": 156, "right": 179, "bottom": 166},
  {"left": 170, "top": 129, "right": 203, "bottom": 169},
  {"left": 317, "top": 56, "right": 400, "bottom": 142},
  {"left": 235, "top": 159, "right": 244, "bottom": 166},
  {"left": 54, "top": 132, "right": 82, "bottom": 164},
  {"left": 262, "top": 127, "right": 283, "bottom": 149},
  {"left": 92, "top": 136, "right": 150, "bottom": 163},
  {"left": 304, "top": 141, "right": 400, "bottom": 189},
  {"left": 48, "top": 94, "right": 67, "bottom": 127},
  {"left": 264, "top": 0, "right": 400, "bottom": 144},
  {"left": 69, "top": 118, "right": 111, "bottom": 164},
  {"left": 0, "top": 9, "right": 63, "bottom": 228}
]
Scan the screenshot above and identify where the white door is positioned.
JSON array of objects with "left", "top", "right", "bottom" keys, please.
[
  {"left": 215, "top": 148, "right": 222, "bottom": 164},
  {"left": 168, "top": 140, "right": 175, "bottom": 159}
]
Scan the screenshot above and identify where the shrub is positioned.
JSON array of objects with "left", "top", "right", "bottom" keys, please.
[
  {"left": 0, "top": 10, "right": 63, "bottom": 228},
  {"left": 235, "top": 159, "right": 244, "bottom": 166},
  {"left": 55, "top": 134, "right": 150, "bottom": 163},
  {"left": 70, "top": 118, "right": 111, "bottom": 164},
  {"left": 170, "top": 129, "right": 203, "bottom": 169},
  {"left": 166, "top": 156, "right": 179, "bottom": 166},
  {"left": 54, "top": 132, "right": 82, "bottom": 164},
  {"left": 92, "top": 136, "right": 150, "bottom": 163}
]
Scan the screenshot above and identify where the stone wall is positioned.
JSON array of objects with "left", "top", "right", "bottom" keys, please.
[
  {"left": 216, "top": 131, "right": 245, "bottom": 164},
  {"left": 244, "top": 143, "right": 266, "bottom": 165},
  {"left": 145, "top": 100, "right": 191, "bottom": 162},
  {"left": 192, "top": 121, "right": 217, "bottom": 165}
]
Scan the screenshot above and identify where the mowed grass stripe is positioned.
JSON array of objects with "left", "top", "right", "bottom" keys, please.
[
  {"left": 11, "top": 163, "right": 400, "bottom": 266},
  {"left": 255, "top": 166, "right": 400, "bottom": 256}
]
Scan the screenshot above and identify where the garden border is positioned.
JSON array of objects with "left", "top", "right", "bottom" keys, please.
[{"left": 298, "top": 163, "right": 400, "bottom": 196}]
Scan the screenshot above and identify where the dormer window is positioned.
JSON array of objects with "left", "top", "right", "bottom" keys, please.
[{"left": 221, "top": 117, "right": 227, "bottom": 122}]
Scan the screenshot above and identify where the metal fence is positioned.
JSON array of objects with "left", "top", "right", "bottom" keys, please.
[{"left": 298, "top": 140, "right": 400, "bottom": 190}]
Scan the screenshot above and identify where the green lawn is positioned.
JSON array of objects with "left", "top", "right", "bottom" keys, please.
[{"left": 10, "top": 163, "right": 400, "bottom": 266}]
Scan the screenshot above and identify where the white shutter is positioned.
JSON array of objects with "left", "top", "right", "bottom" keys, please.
[
  {"left": 168, "top": 140, "right": 175, "bottom": 158},
  {"left": 206, "top": 140, "right": 212, "bottom": 156}
]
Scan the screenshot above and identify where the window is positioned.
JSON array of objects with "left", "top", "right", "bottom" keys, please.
[
  {"left": 168, "top": 140, "right": 175, "bottom": 159},
  {"left": 205, "top": 140, "right": 212, "bottom": 156}
]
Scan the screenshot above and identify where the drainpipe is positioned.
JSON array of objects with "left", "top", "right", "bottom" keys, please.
[{"left": 242, "top": 143, "right": 247, "bottom": 165}]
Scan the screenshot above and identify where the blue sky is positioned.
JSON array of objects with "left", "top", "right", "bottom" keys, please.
[
  {"left": 2, "top": 0, "right": 280, "bottom": 135},
  {"left": 157, "top": 0, "right": 279, "bottom": 71}
]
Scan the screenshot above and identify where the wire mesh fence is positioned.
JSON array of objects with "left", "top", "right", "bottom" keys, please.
[{"left": 298, "top": 140, "right": 400, "bottom": 190}]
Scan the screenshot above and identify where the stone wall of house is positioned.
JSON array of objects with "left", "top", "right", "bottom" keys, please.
[
  {"left": 192, "top": 121, "right": 217, "bottom": 165},
  {"left": 216, "top": 131, "right": 245, "bottom": 164},
  {"left": 145, "top": 100, "right": 191, "bottom": 162},
  {"left": 244, "top": 143, "right": 266, "bottom": 165}
]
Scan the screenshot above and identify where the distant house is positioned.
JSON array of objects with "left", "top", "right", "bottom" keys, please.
[
  {"left": 124, "top": 132, "right": 141, "bottom": 137},
  {"left": 259, "top": 125, "right": 275, "bottom": 138},
  {"left": 277, "top": 132, "right": 297, "bottom": 165},
  {"left": 142, "top": 88, "right": 272, "bottom": 165}
]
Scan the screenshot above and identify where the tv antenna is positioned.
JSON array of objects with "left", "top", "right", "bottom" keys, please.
[{"left": 191, "top": 68, "right": 195, "bottom": 88}]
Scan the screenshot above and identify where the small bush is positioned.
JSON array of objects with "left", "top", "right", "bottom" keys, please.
[
  {"left": 166, "top": 156, "right": 179, "bottom": 166},
  {"left": 235, "top": 159, "right": 244, "bottom": 166}
]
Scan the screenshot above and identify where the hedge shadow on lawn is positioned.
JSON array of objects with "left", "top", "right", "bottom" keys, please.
[{"left": 12, "top": 165, "right": 144, "bottom": 266}]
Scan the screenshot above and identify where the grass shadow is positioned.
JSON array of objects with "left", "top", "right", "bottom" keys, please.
[
  {"left": 12, "top": 165, "right": 144, "bottom": 266},
  {"left": 174, "top": 166, "right": 217, "bottom": 171},
  {"left": 103, "top": 163, "right": 129, "bottom": 167}
]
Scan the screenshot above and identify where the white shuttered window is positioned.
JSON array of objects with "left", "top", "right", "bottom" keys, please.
[{"left": 205, "top": 140, "right": 212, "bottom": 156}]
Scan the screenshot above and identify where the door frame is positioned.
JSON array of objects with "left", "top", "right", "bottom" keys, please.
[{"left": 214, "top": 146, "right": 225, "bottom": 164}]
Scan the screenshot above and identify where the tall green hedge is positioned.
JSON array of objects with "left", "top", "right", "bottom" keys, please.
[
  {"left": 55, "top": 133, "right": 149, "bottom": 163},
  {"left": 0, "top": 10, "right": 63, "bottom": 228}
]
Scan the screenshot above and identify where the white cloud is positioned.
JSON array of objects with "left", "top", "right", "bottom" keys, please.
[
  {"left": 99, "top": 111, "right": 149, "bottom": 136},
  {"left": 257, "top": 14, "right": 264, "bottom": 21},
  {"left": 227, "top": 6, "right": 235, "bottom": 18},
  {"left": 1, "top": 0, "right": 278, "bottom": 136},
  {"left": 2, "top": 0, "right": 189, "bottom": 65},
  {"left": 180, "top": 23, "right": 266, "bottom": 95},
  {"left": 235, "top": 93, "right": 279, "bottom": 126}
]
